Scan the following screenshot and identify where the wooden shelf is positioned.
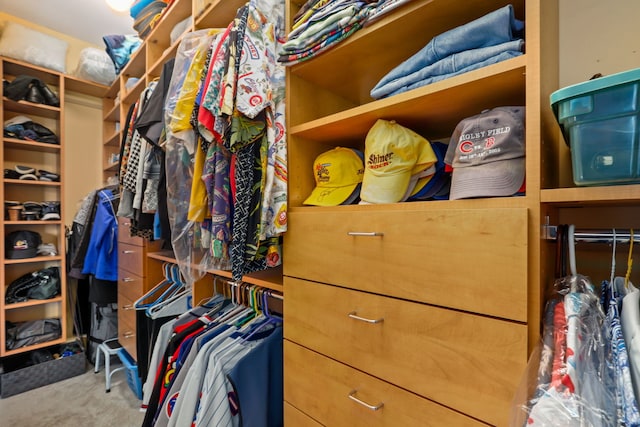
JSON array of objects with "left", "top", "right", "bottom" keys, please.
[
  {"left": 103, "top": 102, "right": 120, "bottom": 121},
  {"left": 4, "top": 255, "right": 63, "bottom": 265},
  {"left": 3, "top": 137, "right": 60, "bottom": 153},
  {"left": 64, "top": 75, "right": 110, "bottom": 97},
  {"left": 120, "top": 45, "right": 146, "bottom": 79},
  {"left": 146, "top": 0, "right": 192, "bottom": 48},
  {"left": 4, "top": 179, "right": 61, "bottom": 187},
  {"left": 3, "top": 337, "right": 66, "bottom": 357},
  {"left": 104, "top": 162, "right": 119, "bottom": 172},
  {"left": 103, "top": 130, "right": 121, "bottom": 147},
  {"left": 2, "top": 57, "right": 61, "bottom": 85},
  {"left": 148, "top": 37, "right": 182, "bottom": 79},
  {"left": 194, "top": 0, "right": 248, "bottom": 29},
  {"left": 123, "top": 77, "right": 147, "bottom": 106},
  {"left": 3, "top": 97, "right": 60, "bottom": 119},
  {"left": 5, "top": 297, "right": 63, "bottom": 310},
  {"left": 289, "top": 56, "right": 526, "bottom": 140},
  {"left": 289, "top": 0, "right": 525, "bottom": 105},
  {"left": 541, "top": 184, "right": 640, "bottom": 205},
  {"left": 5, "top": 220, "right": 63, "bottom": 225},
  {"left": 147, "top": 251, "right": 284, "bottom": 292}
]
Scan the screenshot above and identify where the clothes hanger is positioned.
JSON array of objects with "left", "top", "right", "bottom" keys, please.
[
  {"left": 134, "top": 262, "right": 175, "bottom": 309},
  {"left": 568, "top": 224, "right": 577, "bottom": 277},
  {"left": 625, "top": 228, "right": 634, "bottom": 289},
  {"left": 146, "top": 264, "right": 191, "bottom": 317}
]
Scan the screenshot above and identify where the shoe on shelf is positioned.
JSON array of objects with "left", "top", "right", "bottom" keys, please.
[
  {"left": 35, "top": 81, "right": 60, "bottom": 107},
  {"left": 4, "top": 169, "right": 20, "bottom": 180},
  {"left": 37, "top": 170, "right": 60, "bottom": 182},
  {"left": 26, "top": 84, "right": 45, "bottom": 104},
  {"left": 15, "top": 165, "right": 35, "bottom": 174},
  {"left": 40, "top": 201, "right": 60, "bottom": 221}
]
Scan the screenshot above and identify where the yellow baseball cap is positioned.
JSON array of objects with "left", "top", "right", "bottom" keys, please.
[
  {"left": 303, "top": 147, "right": 364, "bottom": 206},
  {"left": 361, "top": 119, "right": 437, "bottom": 204}
]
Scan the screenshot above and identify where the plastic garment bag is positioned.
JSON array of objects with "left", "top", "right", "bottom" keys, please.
[
  {"left": 164, "top": 29, "right": 221, "bottom": 287},
  {"left": 512, "top": 274, "right": 618, "bottom": 426}
]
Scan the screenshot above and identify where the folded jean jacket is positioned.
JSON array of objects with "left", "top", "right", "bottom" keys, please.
[
  {"left": 372, "top": 39, "right": 524, "bottom": 99},
  {"left": 371, "top": 4, "right": 524, "bottom": 98}
]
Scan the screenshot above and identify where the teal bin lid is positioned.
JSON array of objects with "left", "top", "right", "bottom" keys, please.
[{"left": 550, "top": 67, "right": 640, "bottom": 108}]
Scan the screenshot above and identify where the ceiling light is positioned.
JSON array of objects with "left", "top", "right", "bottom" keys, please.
[{"left": 106, "top": 0, "right": 134, "bottom": 13}]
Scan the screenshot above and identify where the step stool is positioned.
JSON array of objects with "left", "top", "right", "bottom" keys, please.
[{"left": 94, "top": 338, "right": 125, "bottom": 392}]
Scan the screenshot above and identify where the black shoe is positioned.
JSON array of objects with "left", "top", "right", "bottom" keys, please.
[
  {"left": 36, "top": 81, "right": 60, "bottom": 107},
  {"left": 4, "top": 169, "right": 20, "bottom": 180},
  {"left": 26, "top": 84, "right": 45, "bottom": 104}
]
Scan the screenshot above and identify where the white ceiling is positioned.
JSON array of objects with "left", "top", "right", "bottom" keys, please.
[{"left": 0, "top": 0, "right": 135, "bottom": 46}]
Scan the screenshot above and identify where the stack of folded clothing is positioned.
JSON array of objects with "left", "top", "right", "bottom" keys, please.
[
  {"left": 279, "top": 0, "right": 377, "bottom": 65},
  {"left": 103, "top": 34, "right": 143, "bottom": 75},
  {"left": 3, "top": 116, "right": 59, "bottom": 145},
  {"left": 130, "top": 0, "right": 170, "bottom": 39},
  {"left": 370, "top": 4, "right": 524, "bottom": 99}
]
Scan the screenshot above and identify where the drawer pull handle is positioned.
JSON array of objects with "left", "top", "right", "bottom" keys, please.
[
  {"left": 347, "top": 232, "right": 384, "bottom": 237},
  {"left": 123, "top": 332, "right": 135, "bottom": 339},
  {"left": 348, "top": 311, "right": 384, "bottom": 324},
  {"left": 122, "top": 277, "right": 135, "bottom": 282},
  {"left": 122, "top": 304, "right": 134, "bottom": 310},
  {"left": 348, "top": 390, "right": 383, "bottom": 411},
  {"left": 122, "top": 250, "right": 136, "bottom": 254}
]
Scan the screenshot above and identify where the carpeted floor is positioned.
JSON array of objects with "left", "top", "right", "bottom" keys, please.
[{"left": 0, "top": 362, "right": 145, "bottom": 427}]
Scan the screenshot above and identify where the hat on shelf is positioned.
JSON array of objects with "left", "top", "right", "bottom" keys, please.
[
  {"left": 303, "top": 147, "right": 365, "bottom": 206},
  {"left": 360, "top": 119, "right": 437, "bottom": 204},
  {"left": 408, "top": 141, "right": 451, "bottom": 200},
  {"left": 444, "top": 106, "right": 526, "bottom": 200},
  {"left": 40, "top": 201, "right": 61, "bottom": 221},
  {"left": 5, "top": 230, "right": 42, "bottom": 259}
]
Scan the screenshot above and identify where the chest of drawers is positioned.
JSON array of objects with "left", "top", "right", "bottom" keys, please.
[
  {"left": 283, "top": 206, "right": 529, "bottom": 426},
  {"left": 116, "top": 216, "right": 163, "bottom": 361}
]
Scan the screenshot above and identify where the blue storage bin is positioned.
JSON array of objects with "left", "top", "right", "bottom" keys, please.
[
  {"left": 117, "top": 348, "right": 142, "bottom": 400},
  {"left": 551, "top": 67, "right": 640, "bottom": 186}
]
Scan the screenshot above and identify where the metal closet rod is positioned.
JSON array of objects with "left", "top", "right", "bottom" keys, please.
[
  {"left": 213, "top": 275, "right": 284, "bottom": 301},
  {"left": 543, "top": 225, "right": 640, "bottom": 244}
]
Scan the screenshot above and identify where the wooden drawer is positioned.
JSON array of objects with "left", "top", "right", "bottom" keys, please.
[
  {"left": 284, "top": 278, "right": 527, "bottom": 426},
  {"left": 118, "top": 216, "right": 145, "bottom": 246},
  {"left": 285, "top": 341, "right": 486, "bottom": 427},
  {"left": 118, "top": 242, "right": 146, "bottom": 276},
  {"left": 118, "top": 269, "right": 144, "bottom": 303},
  {"left": 117, "top": 292, "right": 137, "bottom": 361},
  {"left": 284, "top": 402, "right": 323, "bottom": 427},
  {"left": 284, "top": 207, "right": 527, "bottom": 321}
]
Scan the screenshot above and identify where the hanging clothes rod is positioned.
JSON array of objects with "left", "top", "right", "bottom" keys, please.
[
  {"left": 213, "top": 275, "right": 284, "bottom": 301},
  {"left": 543, "top": 225, "right": 640, "bottom": 244}
]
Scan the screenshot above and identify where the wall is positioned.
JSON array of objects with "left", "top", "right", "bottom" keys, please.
[
  {"left": 0, "top": 12, "right": 104, "bottom": 224},
  {"left": 559, "top": 0, "right": 640, "bottom": 87}
]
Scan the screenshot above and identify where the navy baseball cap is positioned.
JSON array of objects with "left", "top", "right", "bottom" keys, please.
[{"left": 6, "top": 230, "right": 42, "bottom": 259}]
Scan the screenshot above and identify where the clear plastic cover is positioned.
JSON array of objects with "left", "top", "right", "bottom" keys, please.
[
  {"left": 73, "top": 47, "right": 117, "bottom": 86},
  {"left": 164, "top": 29, "right": 221, "bottom": 287},
  {"left": 511, "top": 274, "right": 618, "bottom": 426}
]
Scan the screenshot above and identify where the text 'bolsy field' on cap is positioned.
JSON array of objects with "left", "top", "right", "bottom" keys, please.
[
  {"left": 444, "top": 106, "right": 525, "bottom": 200},
  {"left": 303, "top": 147, "right": 364, "bottom": 206}
]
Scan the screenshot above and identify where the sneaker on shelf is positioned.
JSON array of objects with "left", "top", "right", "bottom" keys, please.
[
  {"left": 37, "top": 170, "right": 60, "bottom": 182},
  {"left": 4, "top": 169, "right": 21, "bottom": 180},
  {"left": 15, "top": 165, "right": 37, "bottom": 180},
  {"left": 15, "top": 165, "right": 35, "bottom": 174},
  {"left": 40, "top": 201, "right": 60, "bottom": 221},
  {"left": 37, "top": 243, "right": 58, "bottom": 256}
]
